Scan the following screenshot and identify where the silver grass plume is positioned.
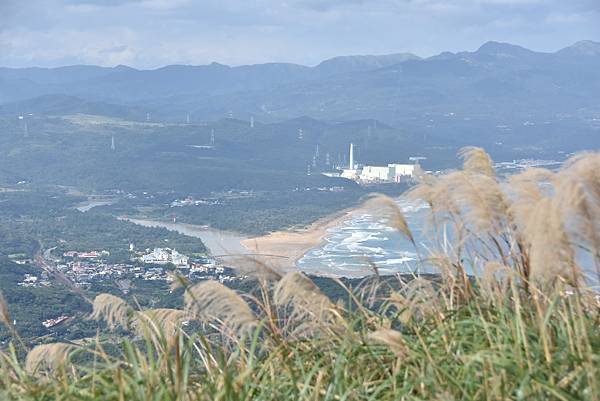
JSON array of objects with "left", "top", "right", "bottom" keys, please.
[
  {"left": 507, "top": 168, "right": 555, "bottom": 233},
  {"left": 273, "top": 272, "right": 340, "bottom": 333},
  {"left": 519, "top": 197, "right": 578, "bottom": 286},
  {"left": 555, "top": 153, "right": 600, "bottom": 282},
  {"left": 389, "top": 278, "right": 440, "bottom": 322},
  {"left": 0, "top": 291, "right": 10, "bottom": 328},
  {"left": 365, "top": 194, "right": 415, "bottom": 245},
  {"left": 480, "top": 262, "right": 512, "bottom": 300},
  {"left": 459, "top": 146, "right": 496, "bottom": 177},
  {"left": 134, "top": 308, "right": 189, "bottom": 348},
  {"left": 25, "top": 343, "right": 75, "bottom": 374},
  {"left": 237, "top": 255, "right": 283, "bottom": 282},
  {"left": 184, "top": 281, "right": 256, "bottom": 338},
  {"left": 90, "top": 293, "right": 133, "bottom": 330},
  {"left": 368, "top": 329, "right": 407, "bottom": 356}
]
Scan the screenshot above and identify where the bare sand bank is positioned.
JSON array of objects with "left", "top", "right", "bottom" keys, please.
[{"left": 240, "top": 203, "right": 368, "bottom": 273}]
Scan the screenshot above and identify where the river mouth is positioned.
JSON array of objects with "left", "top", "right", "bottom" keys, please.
[
  {"left": 123, "top": 201, "right": 428, "bottom": 278},
  {"left": 122, "top": 218, "right": 248, "bottom": 258}
]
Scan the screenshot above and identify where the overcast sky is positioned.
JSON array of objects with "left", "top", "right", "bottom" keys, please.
[{"left": 0, "top": 0, "right": 599, "bottom": 68}]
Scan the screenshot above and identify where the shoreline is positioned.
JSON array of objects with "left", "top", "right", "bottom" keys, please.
[
  {"left": 240, "top": 202, "right": 369, "bottom": 273},
  {"left": 120, "top": 201, "right": 371, "bottom": 273}
]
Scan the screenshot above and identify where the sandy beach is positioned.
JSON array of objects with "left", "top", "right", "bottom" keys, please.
[
  {"left": 240, "top": 203, "right": 367, "bottom": 273},
  {"left": 121, "top": 202, "right": 370, "bottom": 273}
]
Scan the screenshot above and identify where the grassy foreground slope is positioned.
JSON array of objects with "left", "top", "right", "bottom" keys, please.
[{"left": 1, "top": 148, "right": 599, "bottom": 400}]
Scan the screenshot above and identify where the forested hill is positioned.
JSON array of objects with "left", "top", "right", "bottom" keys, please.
[{"left": 1, "top": 111, "right": 592, "bottom": 196}]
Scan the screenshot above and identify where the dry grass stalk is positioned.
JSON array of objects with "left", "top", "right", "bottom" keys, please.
[
  {"left": 384, "top": 279, "right": 441, "bottom": 324},
  {"left": 368, "top": 329, "right": 407, "bottom": 356},
  {"left": 0, "top": 291, "right": 10, "bottom": 328},
  {"left": 134, "top": 308, "right": 189, "bottom": 346},
  {"left": 384, "top": 292, "right": 413, "bottom": 324},
  {"left": 90, "top": 294, "right": 133, "bottom": 330},
  {"left": 273, "top": 272, "right": 338, "bottom": 331},
  {"left": 184, "top": 281, "right": 257, "bottom": 338},
  {"left": 237, "top": 255, "right": 283, "bottom": 282},
  {"left": 25, "top": 343, "right": 75, "bottom": 374},
  {"left": 480, "top": 262, "right": 512, "bottom": 301},
  {"left": 403, "top": 278, "right": 440, "bottom": 320},
  {"left": 555, "top": 153, "right": 600, "bottom": 282},
  {"left": 366, "top": 194, "right": 415, "bottom": 245},
  {"left": 520, "top": 198, "right": 579, "bottom": 286},
  {"left": 459, "top": 146, "right": 496, "bottom": 177},
  {"left": 408, "top": 147, "right": 600, "bottom": 291},
  {"left": 168, "top": 271, "right": 191, "bottom": 292}
]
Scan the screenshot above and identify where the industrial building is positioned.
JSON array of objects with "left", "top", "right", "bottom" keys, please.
[{"left": 339, "top": 143, "right": 416, "bottom": 183}]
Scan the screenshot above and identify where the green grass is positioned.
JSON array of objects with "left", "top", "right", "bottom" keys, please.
[{"left": 0, "top": 277, "right": 598, "bottom": 400}]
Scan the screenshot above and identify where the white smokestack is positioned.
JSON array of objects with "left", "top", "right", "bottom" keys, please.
[{"left": 349, "top": 143, "right": 354, "bottom": 169}]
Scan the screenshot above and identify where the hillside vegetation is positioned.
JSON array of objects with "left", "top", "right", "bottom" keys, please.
[{"left": 1, "top": 148, "right": 599, "bottom": 400}]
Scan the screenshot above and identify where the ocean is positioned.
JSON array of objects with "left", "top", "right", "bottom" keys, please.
[
  {"left": 298, "top": 198, "right": 431, "bottom": 277},
  {"left": 297, "top": 157, "right": 600, "bottom": 281}
]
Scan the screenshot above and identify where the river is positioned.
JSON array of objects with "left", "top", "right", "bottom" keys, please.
[
  {"left": 123, "top": 218, "right": 248, "bottom": 258},
  {"left": 75, "top": 198, "right": 117, "bottom": 212}
]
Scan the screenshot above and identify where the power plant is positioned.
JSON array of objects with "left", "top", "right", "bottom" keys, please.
[{"left": 338, "top": 142, "right": 416, "bottom": 183}]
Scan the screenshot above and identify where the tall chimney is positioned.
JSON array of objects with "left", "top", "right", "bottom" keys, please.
[{"left": 349, "top": 143, "right": 354, "bottom": 170}]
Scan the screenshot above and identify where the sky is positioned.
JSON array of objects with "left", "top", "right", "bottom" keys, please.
[{"left": 0, "top": 0, "right": 599, "bottom": 68}]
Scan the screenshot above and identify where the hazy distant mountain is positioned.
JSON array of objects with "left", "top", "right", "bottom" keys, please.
[
  {"left": 313, "top": 53, "right": 420, "bottom": 77},
  {"left": 0, "top": 94, "right": 146, "bottom": 120},
  {"left": 556, "top": 40, "right": 600, "bottom": 57},
  {"left": 1, "top": 41, "right": 599, "bottom": 127}
]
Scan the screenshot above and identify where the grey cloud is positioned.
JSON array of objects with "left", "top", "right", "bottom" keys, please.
[
  {"left": 0, "top": 0, "right": 598, "bottom": 68},
  {"left": 289, "top": 0, "right": 367, "bottom": 12},
  {"left": 64, "top": 0, "right": 143, "bottom": 6}
]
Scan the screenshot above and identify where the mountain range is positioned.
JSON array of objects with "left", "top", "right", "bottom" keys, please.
[{"left": 2, "top": 40, "right": 599, "bottom": 125}]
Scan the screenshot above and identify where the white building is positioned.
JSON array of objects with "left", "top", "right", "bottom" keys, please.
[
  {"left": 388, "top": 164, "right": 415, "bottom": 182},
  {"left": 171, "top": 250, "right": 190, "bottom": 268},
  {"left": 142, "top": 248, "right": 170, "bottom": 264},
  {"left": 142, "top": 248, "right": 188, "bottom": 267},
  {"left": 360, "top": 166, "right": 391, "bottom": 182},
  {"left": 341, "top": 169, "right": 359, "bottom": 180}
]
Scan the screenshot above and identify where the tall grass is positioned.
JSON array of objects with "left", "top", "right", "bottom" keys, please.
[{"left": 1, "top": 148, "right": 599, "bottom": 400}]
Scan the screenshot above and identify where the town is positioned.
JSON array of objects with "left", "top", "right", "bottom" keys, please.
[{"left": 19, "top": 246, "right": 243, "bottom": 289}]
